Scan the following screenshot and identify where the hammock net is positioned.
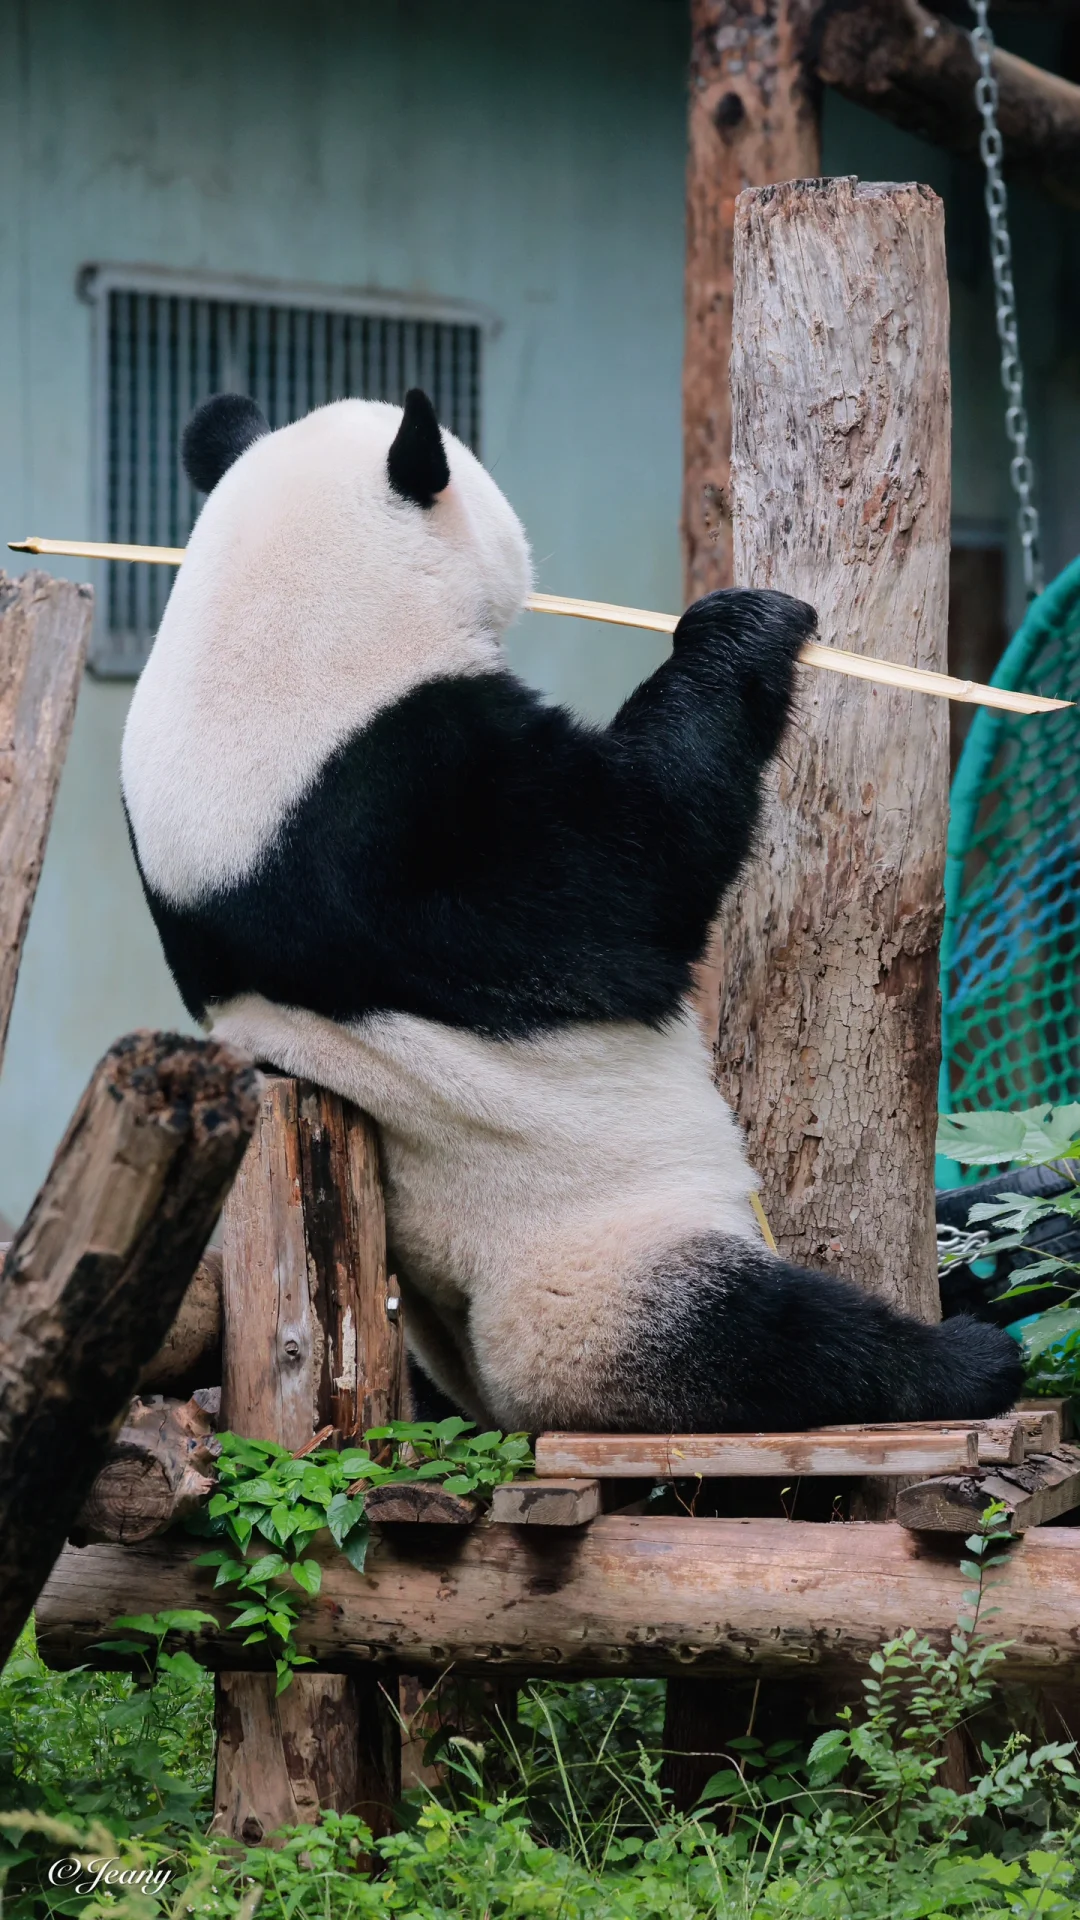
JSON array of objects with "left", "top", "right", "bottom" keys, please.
[{"left": 939, "top": 556, "right": 1080, "bottom": 1165}]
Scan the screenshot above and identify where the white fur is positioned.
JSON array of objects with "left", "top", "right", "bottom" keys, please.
[
  {"left": 121, "top": 398, "right": 533, "bottom": 904},
  {"left": 208, "top": 994, "right": 763, "bottom": 1428}
]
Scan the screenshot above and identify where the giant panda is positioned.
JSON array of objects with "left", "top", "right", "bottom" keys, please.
[{"left": 120, "top": 388, "right": 1022, "bottom": 1434}]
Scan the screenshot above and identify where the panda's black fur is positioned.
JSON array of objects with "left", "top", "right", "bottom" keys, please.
[{"left": 121, "top": 389, "right": 1023, "bottom": 1434}]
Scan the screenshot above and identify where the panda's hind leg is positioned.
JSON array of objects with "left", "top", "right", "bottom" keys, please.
[{"left": 625, "top": 1239, "right": 1024, "bottom": 1432}]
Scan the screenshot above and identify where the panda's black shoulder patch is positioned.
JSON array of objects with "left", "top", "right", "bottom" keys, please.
[{"left": 182, "top": 394, "right": 270, "bottom": 495}]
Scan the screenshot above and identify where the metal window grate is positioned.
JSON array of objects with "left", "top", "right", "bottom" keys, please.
[{"left": 92, "top": 281, "right": 483, "bottom": 675}]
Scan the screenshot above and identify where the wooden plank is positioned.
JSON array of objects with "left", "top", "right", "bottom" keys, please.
[
  {"left": 490, "top": 1479, "right": 602, "bottom": 1528},
  {"left": 0, "top": 571, "right": 92, "bottom": 1075},
  {"left": 816, "top": 1417, "right": 1027, "bottom": 1466},
  {"left": 213, "top": 1078, "right": 400, "bottom": 1847},
  {"left": 1020, "top": 1399, "right": 1072, "bottom": 1442},
  {"left": 36, "top": 1516, "right": 1080, "bottom": 1687},
  {"left": 0, "top": 1033, "right": 258, "bottom": 1666},
  {"left": 365, "top": 1483, "right": 477, "bottom": 1526},
  {"left": 534, "top": 1429, "right": 980, "bottom": 1479},
  {"left": 897, "top": 1445, "right": 1080, "bottom": 1534}
]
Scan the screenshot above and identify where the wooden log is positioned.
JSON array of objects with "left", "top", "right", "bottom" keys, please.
[
  {"left": 897, "top": 1445, "right": 1080, "bottom": 1533},
  {"left": 682, "top": 1, "right": 821, "bottom": 601},
  {"left": 1020, "top": 1398, "right": 1073, "bottom": 1442},
  {"left": 535, "top": 1429, "right": 980, "bottom": 1478},
  {"left": 0, "top": 1032, "right": 259, "bottom": 1665},
  {"left": 706, "top": 176, "right": 950, "bottom": 1312},
  {"left": 136, "top": 1251, "right": 222, "bottom": 1393},
  {"left": 37, "top": 1516, "right": 1080, "bottom": 1686},
  {"left": 364, "top": 1482, "right": 477, "bottom": 1526},
  {"left": 213, "top": 1077, "right": 401, "bottom": 1846},
  {"left": 71, "top": 1396, "right": 218, "bottom": 1545},
  {"left": 491, "top": 1479, "right": 603, "bottom": 1527},
  {"left": 814, "top": 0, "right": 1080, "bottom": 213},
  {"left": 0, "top": 570, "right": 92, "bottom": 1072},
  {"left": 817, "top": 1416, "right": 1028, "bottom": 1467},
  {"left": 0, "top": 1243, "right": 223, "bottom": 1396}
]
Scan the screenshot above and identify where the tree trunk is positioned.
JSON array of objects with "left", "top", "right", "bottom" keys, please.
[
  {"left": 212, "top": 1077, "right": 403, "bottom": 1846},
  {"left": 0, "top": 570, "right": 92, "bottom": 1071},
  {"left": 814, "top": 0, "right": 1080, "bottom": 213},
  {"left": 0, "top": 1031, "right": 259, "bottom": 1664},
  {"left": 682, "top": 0, "right": 821, "bottom": 602}
]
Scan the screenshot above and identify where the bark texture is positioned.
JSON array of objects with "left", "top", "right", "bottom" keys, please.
[
  {"left": 36, "top": 1517, "right": 1080, "bottom": 1686},
  {"left": 72, "top": 1396, "right": 219, "bottom": 1546},
  {"left": 0, "top": 570, "right": 92, "bottom": 1070},
  {"left": 213, "top": 1077, "right": 401, "bottom": 1845},
  {"left": 707, "top": 177, "right": 951, "bottom": 1316},
  {"left": 683, "top": 0, "right": 821, "bottom": 601},
  {"left": 0, "top": 1032, "right": 259, "bottom": 1664},
  {"left": 814, "top": 0, "right": 1080, "bottom": 211}
]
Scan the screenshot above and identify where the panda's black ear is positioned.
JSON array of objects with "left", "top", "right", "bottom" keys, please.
[
  {"left": 387, "top": 389, "right": 451, "bottom": 508},
  {"left": 182, "top": 393, "right": 270, "bottom": 494}
]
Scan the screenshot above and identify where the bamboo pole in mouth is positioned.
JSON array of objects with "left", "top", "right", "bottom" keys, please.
[{"left": 8, "top": 538, "right": 1071, "bottom": 716}]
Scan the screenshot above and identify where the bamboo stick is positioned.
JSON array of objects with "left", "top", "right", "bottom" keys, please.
[{"left": 8, "top": 539, "right": 1070, "bottom": 715}]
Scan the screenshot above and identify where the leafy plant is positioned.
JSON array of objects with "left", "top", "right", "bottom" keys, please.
[
  {"left": 936, "top": 1104, "right": 1080, "bottom": 1396},
  {"left": 186, "top": 1418, "right": 532, "bottom": 1691}
]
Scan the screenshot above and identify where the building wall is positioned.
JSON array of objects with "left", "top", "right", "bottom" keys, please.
[{"left": 0, "top": 0, "right": 1076, "bottom": 1224}]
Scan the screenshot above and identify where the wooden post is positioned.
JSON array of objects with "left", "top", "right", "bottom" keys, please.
[
  {"left": 682, "top": 1, "right": 821, "bottom": 601},
  {"left": 0, "top": 570, "right": 92, "bottom": 1072},
  {"left": 212, "top": 1077, "right": 403, "bottom": 1845},
  {"left": 0, "top": 1031, "right": 259, "bottom": 1665},
  {"left": 668, "top": 177, "right": 952, "bottom": 1810}
]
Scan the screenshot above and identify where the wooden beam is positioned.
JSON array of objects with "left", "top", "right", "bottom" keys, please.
[
  {"left": 212, "top": 1078, "right": 401, "bottom": 1847},
  {"left": 0, "top": 570, "right": 92, "bottom": 1073},
  {"left": 682, "top": 0, "right": 821, "bottom": 601},
  {"left": 0, "top": 1032, "right": 259, "bottom": 1666},
  {"left": 897, "top": 1444, "right": 1080, "bottom": 1531},
  {"left": 491, "top": 1479, "right": 603, "bottom": 1527},
  {"left": 365, "top": 1483, "right": 478, "bottom": 1526},
  {"left": 535, "top": 1429, "right": 980, "bottom": 1478},
  {"left": 814, "top": 0, "right": 1080, "bottom": 211},
  {"left": 36, "top": 1516, "right": 1080, "bottom": 1685}
]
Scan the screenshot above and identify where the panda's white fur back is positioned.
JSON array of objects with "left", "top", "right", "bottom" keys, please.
[
  {"left": 122, "top": 399, "right": 532, "bottom": 904},
  {"left": 209, "top": 991, "right": 760, "bottom": 1428}
]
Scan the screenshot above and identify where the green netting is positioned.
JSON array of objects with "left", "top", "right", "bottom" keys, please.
[{"left": 940, "top": 556, "right": 1080, "bottom": 1166}]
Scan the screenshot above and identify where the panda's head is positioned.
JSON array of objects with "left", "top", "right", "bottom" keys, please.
[{"left": 122, "top": 390, "right": 533, "bottom": 901}]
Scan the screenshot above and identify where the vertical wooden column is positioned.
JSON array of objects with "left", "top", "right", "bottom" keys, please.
[
  {"left": 713, "top": 176, "right": 951, "bottom": 1315},
  {"left": 666, "top": 177, "right": 952, "bottom": 1811},
  {"left": 0, "top": 570, "right": 92, "bottom": 1073},
  {"left": 213, "top": 1077, "right": 404, "bottom": 1844},
  {"left": 682, "top": 1, "right": 821, "bottom": 601}
]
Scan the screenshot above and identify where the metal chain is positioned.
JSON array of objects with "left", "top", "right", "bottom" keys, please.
[{"left": 968, "top": 0, "right": 1044, "bottom": 598}]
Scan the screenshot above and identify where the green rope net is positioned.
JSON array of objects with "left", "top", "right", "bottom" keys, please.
[{"left": 939, "top": 556, "right": 1080, "bottom": 1175}]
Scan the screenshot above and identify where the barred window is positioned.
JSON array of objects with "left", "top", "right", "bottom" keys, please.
[{"left": 86, "top": 270, "right": 484, "bottom": 675}]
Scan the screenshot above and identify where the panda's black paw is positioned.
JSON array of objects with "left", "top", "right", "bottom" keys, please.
[
  {"left": 673, "top": 587, "right": 818, "bottom": 676},
  {"left": 923, "top": 1315, "right": 1026, "bottom": 1421}
]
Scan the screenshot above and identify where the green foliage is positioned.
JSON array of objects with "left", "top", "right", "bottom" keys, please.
[
  {"left": 187, "top": 1419, "right": 532, "bottom": 1691},
  {"left": 935, "top": 1105, "right": 1080, "bottom": 1398}
]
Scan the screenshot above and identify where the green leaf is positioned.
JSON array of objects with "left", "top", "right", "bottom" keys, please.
[
  {"left": 339, "top": 1524, "right": 370, "bottom": 1574},
  {"left": 111, "top": 1613, "right": 160, "bottom": 1635},
  {"left": 290, "top": 1559, "right": 322, "bottom": 1596},
  {"left": 242, "top": 1553, "right": 287, "bottom": 1585},
  {"left": 1022, "top": 1309, "right": 1080, "bottom": 1357},
  {"left": 935, "top": 1110, "right": 1031, "bottom": 1165},
  {"left": 229, "top": 1605, "right": 271, "bottom": 1631},
  {"left": 326, "top": 1491, "right": 366, "bottom": 1546}
]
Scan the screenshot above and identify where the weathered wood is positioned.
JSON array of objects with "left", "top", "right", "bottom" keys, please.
[
  {"left": 72, "top": 1395, "right": 218, "bottom": 1545},
  {"left": 491, "top": 1478, "right": 602, "bottom": 1527},
  {"left": 897, "top": 1445, "right": 1080, "bottom": 1533},
  {"left": 0, "top": 1032, "right": 259, "bottom": 1665},
  {"left": 214, "top": 1077, "right": 400, "bottom": 1845},
  {"left": 1020, "top": 1398, "right": 1072, "bottom": 1442},
  {"left": 535, "top": 1429, "right": 979, "bottom": 1478},
  {"left": 683, "top": 1, "right": 821, "bottom": 601},
  {"left": 821, "top": 1416, "right": 1027, "bottom": 1467},
  {"left": 815, "top": 0, "right": 1080, "bottom": 212},
  {"left": 0, "top": 570, "right": 92, "bottom": 1071},
  {"left": 137, "top": 1251, "right": 222, "bottom": 1392},
  {"left": 365, "top": 1482, "right": 477, "bottom": 1526},
  {"left": 706, "top": 177, "right": 950, "bottom": 1312},
  {"left": 37, "top": 1517, "right": 1080, "bottom": 1685}
]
